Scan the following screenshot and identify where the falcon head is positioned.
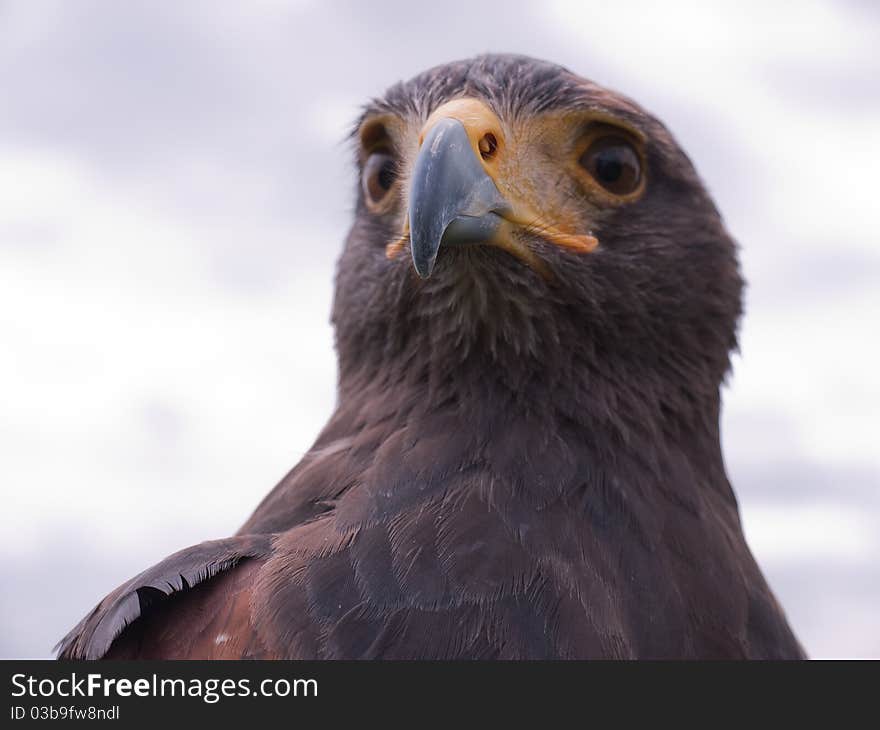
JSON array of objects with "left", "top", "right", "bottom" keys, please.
[{"left": 333, "top": 55, "right": 742, "bottom": 410}]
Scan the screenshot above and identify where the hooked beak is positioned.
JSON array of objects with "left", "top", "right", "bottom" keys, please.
[
  {"left": 408, "top": 117, "right": 510, "bottom": 278},
  {"left": 397, "top": 98, "right": 599, "bottom": 278}
]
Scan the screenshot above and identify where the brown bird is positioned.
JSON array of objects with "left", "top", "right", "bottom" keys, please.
[{"left": 58, "top": 54, "right": 804, "bottom": 660}]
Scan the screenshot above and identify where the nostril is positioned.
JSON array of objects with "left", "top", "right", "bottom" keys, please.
[{"left": 478, "top": 132, "right": 498, "bottom": 160}]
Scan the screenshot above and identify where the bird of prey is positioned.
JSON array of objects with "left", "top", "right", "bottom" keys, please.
[{"left": 58, "top": 55, "right": 804, "bottom": 660}]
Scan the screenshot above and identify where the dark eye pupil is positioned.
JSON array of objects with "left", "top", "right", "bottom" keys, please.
[
  {"left": 363, "top": 152, "right": 396, "bottom": 206},
  {"left": 579, "top": 134, "right": 641, "bottom": 195},
  {"left": 377, "top": 160, "right": 395, "bottom": 191},
  {"left": 594, "top": 151, "right": 623, "bottom": 183}
]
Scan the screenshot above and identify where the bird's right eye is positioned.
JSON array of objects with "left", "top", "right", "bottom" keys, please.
[{"left": 362, "top": 151, "right": 397, "bottom": 208}]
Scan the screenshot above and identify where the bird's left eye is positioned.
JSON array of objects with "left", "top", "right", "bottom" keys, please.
[
  {"left": 579, "top": 134, "right": 642, "bottom": 196},
  {"left": 362, "top": 151, "right": 397, "bottom": 208}
]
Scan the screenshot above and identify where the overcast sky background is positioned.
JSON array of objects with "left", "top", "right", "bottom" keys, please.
[{"left": 1, "top": 0, "right": 878, "bottom": 658}]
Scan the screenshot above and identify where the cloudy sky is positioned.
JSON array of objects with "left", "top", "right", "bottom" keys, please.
[{"left": 1, "top": 0, "right": 877, "bottom": 658}]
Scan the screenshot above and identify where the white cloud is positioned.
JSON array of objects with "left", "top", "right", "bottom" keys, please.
[
  {"left": 0, "top": 148, "right": 337, "bottom": 561},
  {"left": 743, "top": 501, "right": 877, "bottom": 563}
]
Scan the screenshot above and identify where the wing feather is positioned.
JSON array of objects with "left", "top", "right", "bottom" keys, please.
[{"left": 56, "top": 534, "right": 271, "bottom": 659}]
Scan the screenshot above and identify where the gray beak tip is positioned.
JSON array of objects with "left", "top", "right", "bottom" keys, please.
[
  {"left": 412, "top": 251, "right": 437, "bottom": 279},
  {"left": 407, "top": 117, "right": 507, "bottom": 281}
]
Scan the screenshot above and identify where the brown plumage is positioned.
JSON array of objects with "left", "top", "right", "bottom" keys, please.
[{"left": 58, "top": 54, "right": 804, "bottom": 660}]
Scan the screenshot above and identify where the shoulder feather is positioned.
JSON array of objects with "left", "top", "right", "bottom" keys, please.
[{"left": 56, "top": 534, "right": 271, "bottom": 659}]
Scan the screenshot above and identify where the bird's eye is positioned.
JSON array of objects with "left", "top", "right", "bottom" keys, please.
[
  {"left": 362, "top": 151, "right": 397, "bottom": 208},
  {"left": 579, "top": 135, "right": 642, "bottom": 196}
]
